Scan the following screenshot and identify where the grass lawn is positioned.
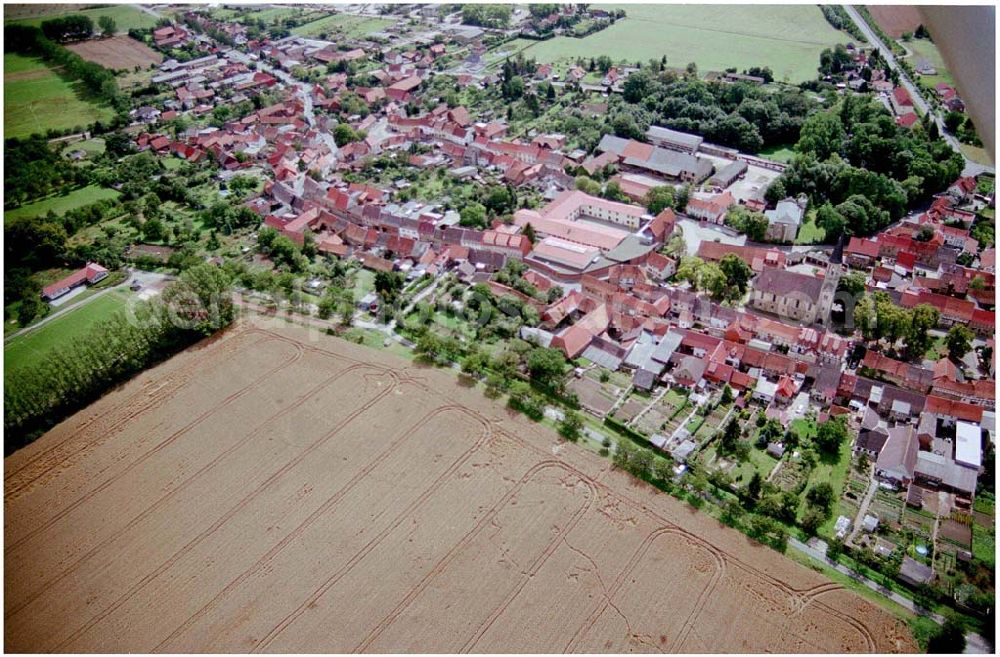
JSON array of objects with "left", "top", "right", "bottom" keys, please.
[
  {"left": 799, "top": 438, "right": 853, "bottom": 521},
  {"left": 685, "top": 415, "right": 705, "bottom": 434},
  {"left": 906, "top": 37, "right": 955, "bottom": 88},
  {"left": 407, "top": 309, "right": 476, "bottom": 342},
  {"left": 4, "top": 289, "right": 131, "bottom": 375},
  {"left": 291, "top": 13, "right": 392, "bottom": 38},
  {"left": 162, "top": 156, "right": 188, "bottom": 171},
  {"left": 4, "top": 53, "right": 115, "bottom": 139},
  {"left": 352, "top": 268, "right": 376, "bottom": 299},
  {"left": 972, "top": 522, "right": 995, "bottom": 568},
  {"left": 515, "top": 4, "right": 845, "bottom": 83},
  {"left": 341, "top": 327, "right": 390, "bottom": 350},
  {"left": 61, "top": 137, "right": 105, "bottom": 158},
  {"left": 5, "top": 184, "right": 119, "bottom": 221},
  {"left": 795, "top": 208, "right": 827, "bottom": 245},
  {"left": 4, "top": 5, "right": 157, "bottom": 32},
  {"left": 247, "top": 7, "right": 321, "bottom": 24},
  {"left": 662, "top": 388, "right": 688, "bottom": 408},
  {"left": 482, "top": 39, "right": 538, "bottom": 69},
  {"left": 973, "top": 492, "right": 994, "bottom": 515},
  {"left": 758, "top": 143, "right": 797, "bottom": 163},
  {"left": 924, "top": 335, "right": 946, "bottom": 360},
  {"left": 790, "top": 417, "right": 817, "bottom": 440},
  {"left": 727, "top": 447, "right": 778, "bottom": 485},
  {"left": 959, "top": 143, "right": 994, "bottom": 166}
]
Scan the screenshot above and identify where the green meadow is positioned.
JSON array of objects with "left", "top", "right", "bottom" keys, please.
[{"left": 516, "top": 4, "right": 847, "bottom": 83}]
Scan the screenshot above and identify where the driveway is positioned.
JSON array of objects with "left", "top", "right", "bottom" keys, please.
[
  {"left": 130, "top": 270, "right": 174, "bottom": 299},
  {"left": 5, "top": 273, "right": 133, "bottom": 343}
]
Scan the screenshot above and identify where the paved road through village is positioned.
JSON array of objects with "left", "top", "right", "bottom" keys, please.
[{"left": 841, "top": 5, "right": 993, "bottom": 177}]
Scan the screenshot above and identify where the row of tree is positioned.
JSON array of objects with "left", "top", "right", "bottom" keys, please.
[
  {"left": 819, "top": 6, "right": 867, "bottom": 43},
  {"left": 6, "top": 24, "right": 126, "bottom": 115},
  {"left": 39, "top": 14, "right": 96, "bottom": 42},
  {"left": 5, "top": 264, "right": 235, "bottom": 451}
]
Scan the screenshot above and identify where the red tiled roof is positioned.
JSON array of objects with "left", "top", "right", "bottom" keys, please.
[
  {"left": 892, "top": 86, "right": 913, "bottom": 106},
  {"left": 42, "top": 263, "right": 108, "bottom": 298},
  {"left": 925, "top": 395, "right": 983, "bottom": 423},
  {"left": 900, "top": 289, "right": 975, "bottom": 322}
]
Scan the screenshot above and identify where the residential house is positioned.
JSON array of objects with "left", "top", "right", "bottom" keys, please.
[
  {"left": 686, "top": 191, "right": 735, "bottom": 224},
  {"left": 875, "top": 425, "right": 918, "bottom": 487},
  {"left": 844, "top": 237, "right": 880, "bottom": 269},
  {"left": 764, "top": 197, "right": 806, "bottom": 242},
  {"left": 41, "top": 262, "right": 109, "bottom": 301}
]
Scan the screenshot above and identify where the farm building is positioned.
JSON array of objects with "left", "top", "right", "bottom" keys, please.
[
  {"left": 645, "top": 125, "right": 703, "bottom": 153},
  {"left": 709, "top": 160, "right": 748, "bottom": 188},
  {"left": 41, "top": 263, "right": 109, "bottom": 301}
]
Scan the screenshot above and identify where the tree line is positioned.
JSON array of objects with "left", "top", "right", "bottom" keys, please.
[
  {"left": 819, "top": 6, "right": 867, "bottom": 44},
  {"left": 37, "top": 14, "right": 117, "bottom": 42},
  {"left": 4, "top": 264, "right": 235, "bottom": 452},
  {"left": 5, "top": 23, "right": 127, "bottom": 116}
]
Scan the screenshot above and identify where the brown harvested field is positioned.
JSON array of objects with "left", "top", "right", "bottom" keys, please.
[
  {"left": 866, "top": 5, "right": 924, "bottom": 38},
  {"left": 65, "top": 36, "right": 161, "bottom": 70},
  {"left": 4, "top": 320, "right": 917, "bottom": 653}
]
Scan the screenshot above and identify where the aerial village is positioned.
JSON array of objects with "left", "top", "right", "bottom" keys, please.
[{"left": 5, "top": 3, "right": 995, "bottom": 630}]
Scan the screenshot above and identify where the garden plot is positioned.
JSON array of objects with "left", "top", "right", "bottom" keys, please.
[
  {"left": 771, "top": 453, "right": 811, "bottom": 492},
  {"left": 611, "top": 396, "right": 646, "bottom": 425},
  {"left": 567, "top": 376, "right": 618, "bottom": 418},
  {"left": 938, "top": 517, "right": 973, "bottom": 551}
]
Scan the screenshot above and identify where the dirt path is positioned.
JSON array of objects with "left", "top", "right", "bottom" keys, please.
[{"left": 848, "top": 471, "right": 878, "bottom": 545}]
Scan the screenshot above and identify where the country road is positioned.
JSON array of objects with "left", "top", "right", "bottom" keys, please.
[
  {"left": 4, "top": 284, "right": 122, "bottom": 344},
  {"left": 841, "top": 5, "right": 993, "bottom": 177},
  {"left": 789, "top": 536, "right": 992, "bottom": 652},
  {"left": 135, "top": 4, "right": 162, "bottom": 20},
  {"left": 787, "top": 536, "right": 945, "bottom": 623},
  {"left": 227, "top": 46, "right": 339, "bottom": 157}
]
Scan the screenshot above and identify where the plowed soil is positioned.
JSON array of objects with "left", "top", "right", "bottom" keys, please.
[
  {"left": 65, "top": 36, "right": 161, "bottom": 70},
  {"left": 866, "top": 5, "right": 923, "bottom": 38},
  {"left": 4, "top": 320, "right": 917, "bottom": 653}
]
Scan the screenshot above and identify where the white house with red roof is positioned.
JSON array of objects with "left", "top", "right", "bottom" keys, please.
[{"left": 42, "top": 263, "right": 109, "bottom": 301}]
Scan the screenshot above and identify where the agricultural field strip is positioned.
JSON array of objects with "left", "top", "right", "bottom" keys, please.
[
  {"left": 4, "top": 328, "right": 282, "bottom": 502},
  {"left": 154, "top": 406, "right": 498, "bottom": 652},
  {"left": 7, "top": 345, "right": 399, "bottom": 648},
  {"left": 3, "top": 53, "right": 114, "bottom": 139},
  {"left": 5, "top": 326, "right": 908, "bottom": 652}
]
